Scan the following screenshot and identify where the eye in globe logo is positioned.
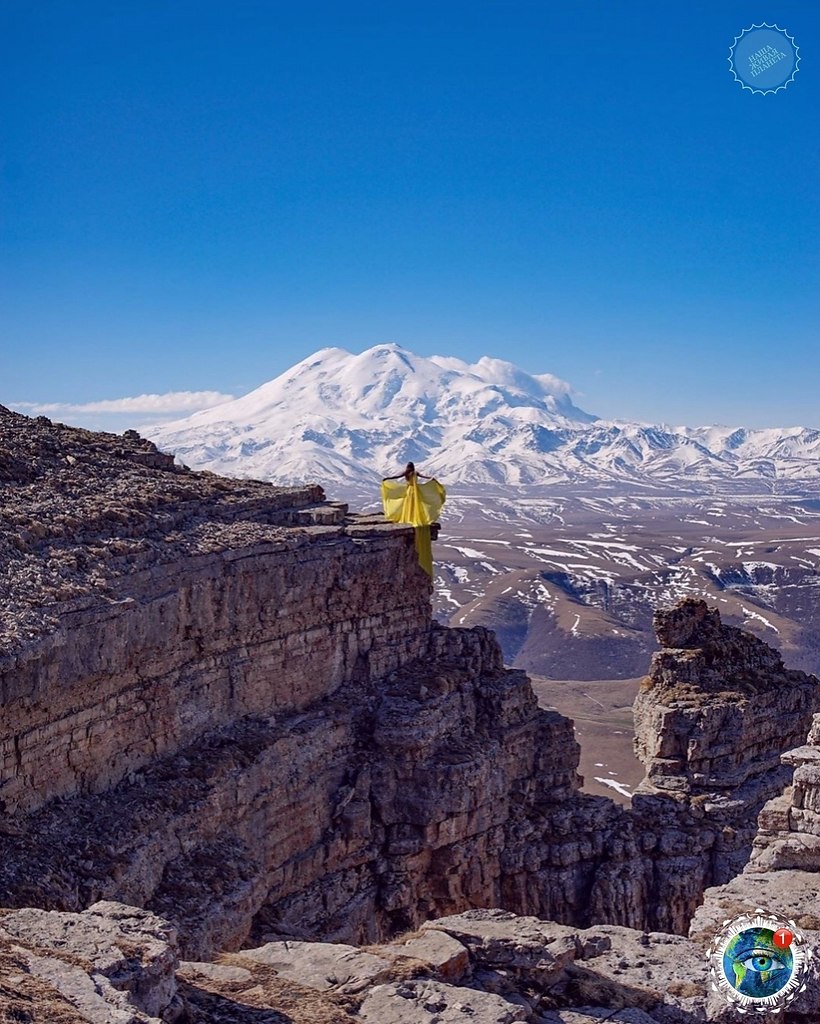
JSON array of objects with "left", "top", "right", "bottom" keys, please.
[
  {"left": 709, "top": 912, "right": 810, "bottom": 1013},
  {"left": 724, "top": 926, "right": 792, "bottom": 997}
]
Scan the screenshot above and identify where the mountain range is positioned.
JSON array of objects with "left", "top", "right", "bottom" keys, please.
[{"left": 146, "top": 344, "right": 820, "bottom": 493}]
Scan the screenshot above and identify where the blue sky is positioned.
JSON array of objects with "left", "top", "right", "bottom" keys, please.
[{"left": 1, "top": 0, "right": 818, "bottom": 429}]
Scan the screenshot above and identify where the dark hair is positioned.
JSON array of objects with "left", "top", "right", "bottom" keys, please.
[{"left": 404, "top": 461, "right": 415, "bottom": 480}]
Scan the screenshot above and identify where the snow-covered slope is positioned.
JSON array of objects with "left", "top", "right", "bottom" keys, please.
[{"left": 145, "top": 344, "right": 820, "bottom": 491}]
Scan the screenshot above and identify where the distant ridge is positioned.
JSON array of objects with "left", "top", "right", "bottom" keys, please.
[{"left": 146, "top": 344, "right": 820, "bottom": 492}]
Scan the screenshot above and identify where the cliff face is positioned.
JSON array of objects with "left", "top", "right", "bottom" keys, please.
[
  {"left": 2, "top": 409, "right": 818, "bottom": 966},
  {"left": 689, "top": 712, "right": 820, "bottom": 1020},
  {"left": 0, "top": 609, "right": 609, "bottom": 959},
  {"left": 2, "top": 410, "right": 603, "bottom": 956},
  {"left": 0, "top": 411, "right": 429, "bottom": 816}
]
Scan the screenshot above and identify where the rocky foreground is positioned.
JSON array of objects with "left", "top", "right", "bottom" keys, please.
[
  {"left": 0, "top": 900, "right": 710, "bottom": 1023},
  {"left": 6, "top": 709, "right": 820, "bottom": 1023}
]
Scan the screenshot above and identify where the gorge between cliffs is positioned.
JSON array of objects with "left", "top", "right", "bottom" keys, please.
[{"left": 2, "top": 405, "right": 820, "bottom": 1024}]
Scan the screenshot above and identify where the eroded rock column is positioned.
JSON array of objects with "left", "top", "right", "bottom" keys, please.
[{"left": 631, "top": 599, "right": 819, "bottom": 932}]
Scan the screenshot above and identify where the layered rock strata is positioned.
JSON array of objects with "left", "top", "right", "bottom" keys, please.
[
  {"left": 0, "top": 447, "right": 430, "bottom": 815},
  {"left": 2, "top": 409, "right": 819, "bottom": 966},
  {"left": 0, "top": 617, "right": 626, "bottom": 959},
  {"left": 630, "top": 598, "right": 819, "bottom": 932}
]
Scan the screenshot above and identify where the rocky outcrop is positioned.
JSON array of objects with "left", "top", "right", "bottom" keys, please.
[
  {"left": 1, "top": 412, "right": 612, "bottom": 956},
  {"left": 2, "top": 411, "right": 819, "bottom": 972},
  {"left": 690, "top": 711, "right": 820, "bottom": 1021},
  {"left": 0, "top": 450, "right": 429, "bottom": 816},
  {"left": 0, "top": 902, "right": 722, "bottom": 1023},
  {"left": 630, "top": 598, "right": 819, "bottom": 932},
  {"left": 748, "top": 711, "right": 820, "bottom": 875},
  {"left": 0, "top": 900, "right": 181, "bottom": 1023},
  {"left": 635, "top": 600, "right": 818, "bottom": 795},
  {"left": 474, "top": 599, "right": 820, "bottom": 939}
]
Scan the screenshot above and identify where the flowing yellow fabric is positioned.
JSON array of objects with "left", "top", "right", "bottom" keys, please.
[
  {"left": 380, "top": 476, "right": 446, "bottom": 526},
  {"left": 380, "top": 475, "right": 446, "bottom": 576}
]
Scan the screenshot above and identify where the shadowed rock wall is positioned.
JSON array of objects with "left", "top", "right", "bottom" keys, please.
[{"left": 1, "top": 520, "right": 432, "bottom": 815}]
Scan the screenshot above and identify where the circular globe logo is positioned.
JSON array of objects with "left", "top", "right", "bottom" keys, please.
[
  {"left": 709, "top": 912, "right": 810, "bottom": 1012},
  {"left": 729, "top": 24, "right": 800, "bottom": 95},
  {"left": 722, "top": 927, "right": 793, "bottom": 998}
]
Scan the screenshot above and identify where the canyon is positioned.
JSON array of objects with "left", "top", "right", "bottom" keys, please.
[{"left": 2, "top": 405, "right": 820, "bottom": 1022}]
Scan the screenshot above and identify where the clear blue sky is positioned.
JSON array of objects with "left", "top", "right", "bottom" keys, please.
[{"left": 1, "top": 0, "right": 818, "bottom": 429}]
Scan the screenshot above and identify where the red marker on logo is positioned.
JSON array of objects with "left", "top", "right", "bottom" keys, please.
[{"left": 774, "top": 928, "right": 793, "bottom": 949}]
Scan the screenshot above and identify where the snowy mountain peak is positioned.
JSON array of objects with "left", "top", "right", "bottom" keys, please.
[{"left": 146, "top": 344, "right": 820, "bottom": 493}]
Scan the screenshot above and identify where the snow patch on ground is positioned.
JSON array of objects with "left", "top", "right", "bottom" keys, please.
[
  {"left": 449, "top": 545, "right": 487, "bottom": 559},
  {"left": 740, "top": 605, "right": 779, "bottom": 633},
  {"left": 594, "top": 777, "right": 633, "bottom": 798}
]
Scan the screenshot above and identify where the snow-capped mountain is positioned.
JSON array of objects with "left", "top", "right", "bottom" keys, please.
[{"left": 145, "top": 344, "right": 820, "bottom": 492}]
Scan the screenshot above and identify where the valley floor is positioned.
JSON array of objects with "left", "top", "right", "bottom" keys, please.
[
  {"left": 422, "top": 490, "right": 820, "bottom": 682},
  {"left": 530, "top": 676, "right": 643, "bottom": 806}
]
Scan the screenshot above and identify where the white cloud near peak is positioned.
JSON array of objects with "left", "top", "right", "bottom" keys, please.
[{"left": 12, "top": 390, "right": 236, "bottom": 415}]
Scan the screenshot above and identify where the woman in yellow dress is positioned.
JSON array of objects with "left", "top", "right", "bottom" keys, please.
[{"left": 380, "top": 462, "right": 446, "bottom": 576}]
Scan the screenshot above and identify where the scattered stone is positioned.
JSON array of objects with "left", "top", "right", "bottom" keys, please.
[
  {"left": 359, "top": 978, "right": 529, "bottom": 1023},
  {"left": 387, "top": 928, "right": 470, "bottom": 982},
  {"left": 423, "top": 909, "right": 577, "bottom": 985},
  {"left": 540, "top": 1011, "right": 659, "bottom": 1024},
  {"left": 178, "top": 961, "right": 254, "bottom": 984},
  {"left": 237, "top": 940, "right": 393, "bottom": 994}
]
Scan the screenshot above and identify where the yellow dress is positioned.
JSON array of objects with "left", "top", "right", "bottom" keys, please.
[{"left": 380, "top": 474, "right": 446, "bottom": 576}]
